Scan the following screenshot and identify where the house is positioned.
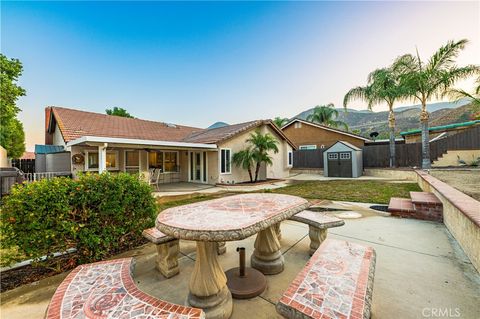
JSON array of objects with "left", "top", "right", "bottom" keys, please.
[
  {"left": 400, "top": 120, "right": 480, "bottom": 144},
  {"left": 281, "top": 118, "right": 370, "bottom": 149},
  {"left": 43, "top": 106, "right": 295, "bottom": 185}
]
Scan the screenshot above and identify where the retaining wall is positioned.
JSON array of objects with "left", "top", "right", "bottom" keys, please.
[{"left": 416, "top": 170, "right": 480, "bottom": 273}]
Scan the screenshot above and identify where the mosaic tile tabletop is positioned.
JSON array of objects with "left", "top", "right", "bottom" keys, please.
[
  {"left": 277, "top": 239, "right": 376, "bottom": 319},
  {"left": 45, "top": 258, "right": 205, "bottom": 319},
  {"left": 156, "top": 193, "right": 310, "bottom": 241}
]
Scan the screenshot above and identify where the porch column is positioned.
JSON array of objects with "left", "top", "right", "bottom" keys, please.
[{"left": 98, "top": 143, "right": 107, "bottom": 173}]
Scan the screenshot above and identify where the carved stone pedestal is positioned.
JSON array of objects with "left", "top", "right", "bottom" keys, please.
[
  {"left": 156, "top": 239, "right": 180, "bottom": 278},
  {"left": 251, "top": 226, "right": 284, "bottom": 275},
  {"left": 308, "top": 226, "right": 327, "bottom": 256},
  {"left": 216, "top": 241, "right": 226, "bottom": 255},
  {"left": 187, "top": 241, "right": 233, "bottom": 319},
  {"left": 274, "top": 222, "right": 282, "bottom": 240}
]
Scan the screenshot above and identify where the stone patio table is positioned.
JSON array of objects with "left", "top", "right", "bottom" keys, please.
[{"left": 156, "top": 193, "right": 310, "bottom": 319}]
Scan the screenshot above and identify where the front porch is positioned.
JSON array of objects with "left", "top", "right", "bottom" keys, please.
[{"left": 66, "top": 136, "right": 218, "bottom": 184}]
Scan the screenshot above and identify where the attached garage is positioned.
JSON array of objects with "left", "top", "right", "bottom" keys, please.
[{"left": 323, "top": 141, "right": 362, "bottom": 178}]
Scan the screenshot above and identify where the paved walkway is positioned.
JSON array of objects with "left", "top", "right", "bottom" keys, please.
[
  {"left": 2, "top": 205, "right": 479, "bottom": 318},
  {"left": 153, "top": 174, "right": 397, "bottom": 197}
]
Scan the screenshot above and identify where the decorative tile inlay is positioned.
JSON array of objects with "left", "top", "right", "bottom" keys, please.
[
  {"left": 45, "top": 258, "right": 205, "bottom": 319},
  {"left": 289, "top": 210, "right": 345, "bottom": 229},
  {"left": 156, "top": 193, "right": 310, "bottom": 241},
  {"left": 276, "top": 239, "right": 376, "bottom": 319},
  {"left": 142, "top": 227, "right": 174, "bottom": 244}
]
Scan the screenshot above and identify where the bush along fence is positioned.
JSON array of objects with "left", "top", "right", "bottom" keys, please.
[
  {"left": 0, "top": 172, "right": 157, "bottom": 268},
  {"left": 293, "top": 125, "right": 480, "bottom": 169}
]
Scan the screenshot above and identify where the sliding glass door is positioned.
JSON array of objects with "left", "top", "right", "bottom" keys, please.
[{"left": 189, "top": 151, "right": 208, "bottom": 183}]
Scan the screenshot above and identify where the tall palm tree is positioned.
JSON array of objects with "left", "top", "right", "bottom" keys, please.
[
  {"left": 306, "top": 103, "right": 348, "bottom": 130},
  {"left": 232, "top": 147, "right": 255, "bottom": 182},
  {"left": 393, "top": 39, "right": 479, "bottom": 169},
  {"left": 344, "top": 67, "right": 406, "bottom": 167},
  {"left": 273, "top": 117, "right": 289, "bottom": 128},
  {"left": 448, "top": 76, "right": 480, "bottom": 119},
  {"left": 246, "top": 131, "right": 279, "bottom": 182}
]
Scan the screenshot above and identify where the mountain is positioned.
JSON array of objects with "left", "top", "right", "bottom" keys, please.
[
  {"left": 291, "top": 100, "right": 476, "bottom": 139},
  {"left": 207, "top": 121, "right": 229, "bottom": 129}
]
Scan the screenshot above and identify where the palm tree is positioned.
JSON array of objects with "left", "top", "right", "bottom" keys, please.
[
  {"left": 273, "top": 117, "right": 289, "bottom": 128},
  {"left": 344, "top": 67, "right": 406, "bottom": 167},
  {"left": 232, "top": 147, "right": 255, "bottom": 182},
  {"left": 448, "top": 76, "right": 480, "bottom": 119},
  {"left": 246, "top": 131, "right": 279, "bottom": 182},
  {"left": 306, "top": 104, "right": 348, "bottom": 130},
  {"left": 393, "top": 39, "right": 479, "bottom": 169}
]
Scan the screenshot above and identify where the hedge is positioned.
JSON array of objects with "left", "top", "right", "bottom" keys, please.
[{"left": 0, "top": 173, "right": 157, "bottom": 266}]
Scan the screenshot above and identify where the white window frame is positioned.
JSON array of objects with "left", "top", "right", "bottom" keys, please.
[
  {"left": 84, "top": 150, "right": 119, "bottom": 171},
  {"left": 340, "top": 152, "right": 351, "bottom": 160},
  {"left": 299, "top": 145, "right": 317, "bottom": 150},
  {"left": 148, "top": 150, "right": 181, "bottom": 172},
  {"left": 328, "top": 153, "right": 338, "bottom": 160},
  {"left": 287, "top": 151, "right": 293, "bottom": 167},
  {"left": 124, "top": 150, "right": 140, "bottom": 172},
  {"left": 219, "top": 148, "right": 232, "bottom": 175},
  {"left": 294, "top": 122, "right": 302, "bottom": 128}
]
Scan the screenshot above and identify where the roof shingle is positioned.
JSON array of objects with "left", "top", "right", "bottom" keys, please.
[{"left": 49, "top": 107, "right": 203, "bottom": 143}]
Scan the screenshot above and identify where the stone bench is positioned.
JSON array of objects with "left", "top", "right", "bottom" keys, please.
[
  {"left": 287, "top": 210, "right": 345, "bottom": 255},
  {"left": 142, "top": 227, "right": 180, "bottom": 278},
  {"left": 45, "top": 258, "right": 205, "bottom": 319},
  {"left": 142, "top": 227, "right": 226, "bottom": 278},
  {"left": 276, "top": 239, "right": 376, "bottom": 319}
]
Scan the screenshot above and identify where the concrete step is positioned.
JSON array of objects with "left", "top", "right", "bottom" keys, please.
[{"left": 387, "top": 198, "right": 415, "bottom": 218}]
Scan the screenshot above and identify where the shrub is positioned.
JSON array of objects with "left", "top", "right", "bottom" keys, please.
[{"left": 0, "top": 173, "right": 157, "bottom": 266}]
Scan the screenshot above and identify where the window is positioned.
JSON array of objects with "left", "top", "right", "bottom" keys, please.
[
  {"left": 149, "top": 151, "right": 178, "bottom": 172},
  {"left": 340, "top": 152, "right": 351, "bottom": 160},
  {"left": 294, "top": 122, "right": 302, "bottom": 128},
  {"left": 288, "top": 151, "right": 293, "bottom": 167},
  {"left": 220, "top": 149, "right": 231, "bottom": 174},
  {"left": 328, "top": 153, "right": 338, "bottom": 160},
  {"left": 148, "top": 151, "right": 163, "bottom": 170},
  {"left": 299, "top": 145, "right": 317, "bottom": 150},
  {"left": 85, "top": 151, "right": 118, "bottom": 170},
  {"left": 164, "top": 151, "right": 178, "bottom": 172},
  {"left": 125, "top": 150, "right": 140, "bottom": 173}
]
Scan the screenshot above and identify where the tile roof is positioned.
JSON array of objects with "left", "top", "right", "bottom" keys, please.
[
  {"left": 182, "top": 120, "right": 264, "bottom": 144},
  {"left": 49, "top": 107, "right": 204, "bottom": 143}
]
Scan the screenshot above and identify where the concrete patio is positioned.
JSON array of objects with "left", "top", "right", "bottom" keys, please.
[{"left": 1, "top": 203, "right": 479, "bottom": 319}]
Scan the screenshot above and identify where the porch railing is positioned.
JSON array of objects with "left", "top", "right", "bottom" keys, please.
[{"left": 23, "top": 171, "right": 72, "bottom": 183}]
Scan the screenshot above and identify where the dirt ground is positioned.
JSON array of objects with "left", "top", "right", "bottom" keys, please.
[{"left": 430, "top": 169, "right": 480, "bottom": 201}]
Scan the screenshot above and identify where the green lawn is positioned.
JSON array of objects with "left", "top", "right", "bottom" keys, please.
[{"left": 271, "top": 180, "right": 421, "bottom": 204}]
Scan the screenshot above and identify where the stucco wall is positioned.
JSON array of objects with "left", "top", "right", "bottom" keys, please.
[
  {"left": 283, "top": 122, "right": 365, "bottom": 149},
  {"left": 0, "top": 146, "right": 9, "bottom": 167},
  {"left": 432, "top": 150, "right": 480, "bottom": 167},
  {"left": 53, "top": 123, "right": 65, "bottom": 146},
  {"left": 215, "top": 124, "right": 290, "bottom": 184},
  {"left": 416, "top": 170, "right": 480, "bottom": 273},
  {"left": 363, "top": 168, "right": 416, "bottom": 180}
]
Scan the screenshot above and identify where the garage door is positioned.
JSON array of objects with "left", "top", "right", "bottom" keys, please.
[{"left": 327, "top": 152, "right": 352, "bottom": 177}]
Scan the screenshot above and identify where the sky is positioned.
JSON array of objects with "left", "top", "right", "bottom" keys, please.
[{"left": 1, "top": 1, "right": 479, "bottom": 151}]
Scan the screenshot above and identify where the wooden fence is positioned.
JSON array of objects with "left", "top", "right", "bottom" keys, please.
[
  {"left": 293, "top": 125, "right": 480, "bottom": 169},
  {"left": 293, "top": 149, "right": 325, "bottom": 168}
]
